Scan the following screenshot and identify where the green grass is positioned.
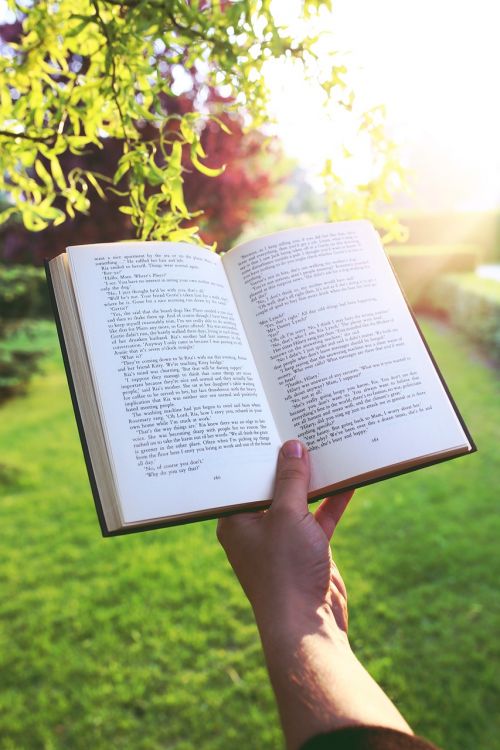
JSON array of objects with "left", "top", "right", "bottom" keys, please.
[{"left": 0, "top": 319, "right": 499, "bottom": 750}]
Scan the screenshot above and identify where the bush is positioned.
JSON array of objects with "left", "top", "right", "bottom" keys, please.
[
  {"left": 387, "top": 245, "right": 479, "bottom": 306},
  {"left": 0, "top": 264, "right": 51, "bottom": 320},
  {"left": 423, "top": 273, "right": 500, "bottom": 361},
  {"left": 0, "top": 320, "right": 48, "bottom": 403},
  {"left": 0, "top": 265, "right": 51, "bottom": 402}
]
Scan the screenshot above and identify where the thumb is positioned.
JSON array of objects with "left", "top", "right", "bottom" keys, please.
[{"left": 271, "top": 440, "right": 310, "bottom": 516}]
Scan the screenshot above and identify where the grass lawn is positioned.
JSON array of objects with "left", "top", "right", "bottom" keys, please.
[{"left": 0, "top": 318, "right": 498, "bottom": 750}]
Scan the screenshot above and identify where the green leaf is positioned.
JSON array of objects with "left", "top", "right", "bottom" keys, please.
[
  {"left": 113, "top": 160, "right": 131, "bottom": 185},
  {"left": 86, "top": 172, "right": 106, "bottom": 199},
  {"left": 191, "top": 152, "right": 225, "bottom": 178},
  {"left": 170, "top": 141, "right": 183, "bottom": 169},
  {"left": 22, "top": 209, "right": 49, "bottom": 232},
  {"left": 180, "top": 120, "right": 195, "bottom": 144},
  {"left": 211, "top": 116, "right": 232, "bottom": 135},
  {"left": 50, "top": 158, "right": 66, "bottom": 191},
  {"left": 34, "top": 160, "right": 53, "bottom": 188}
]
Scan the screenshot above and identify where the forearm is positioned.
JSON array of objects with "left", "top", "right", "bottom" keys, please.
[
  {"left": 256, "top": 604, "right": 412, "bottom": 750},
  {"left": 218, "top": 443, "right": 414, "bottom": 749}
]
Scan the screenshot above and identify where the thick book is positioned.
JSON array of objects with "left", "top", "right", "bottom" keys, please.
[{"left": 45, "top": 221, "right": 475, "bottom": 536}]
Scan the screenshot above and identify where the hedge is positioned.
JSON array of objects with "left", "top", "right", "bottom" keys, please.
[
  {"left": 0, "top": 265, "right": 51, "bottom": 402},
  {"left": 0, "top": 342, "right": 43, "bottom": 403},
  {"left": 422, "top": 273, "right": 500, "bottom": 361},
  {"left": 386, "top": 244, "right": 480, "bottom": 306},
  {"left": 396, "top": 211, "right": 500, "bottom": 261},
  {"left": 0, "top": 264, "right": 51, "bottom": 320}
]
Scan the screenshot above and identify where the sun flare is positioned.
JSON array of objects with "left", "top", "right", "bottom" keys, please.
[{"left": 267, "top": 0, "right": 500, "bottom": 211}]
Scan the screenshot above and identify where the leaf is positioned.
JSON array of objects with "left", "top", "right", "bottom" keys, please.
[
  {"left": 50, "top": 158, "right": 66, "bottom": 191},
  {"left": 168, "top": 226, "right": 200, "bottom": 243},
  {"left": 180, "top": 120, "right": 195, "bottom": 144},
  {"left": 191, "top": 152, "right": 225, "bottom": 178},
  {"left": 194, "top": 141, "right": 207, "bottom": 159},
  {"left": 113, "top": 160, "right": 131, "bottom": 185},
  {"left": 86, "top": 172, "right": 106, "bottom": 199},
  {"left": 211, "top": 116, "right": 232, "bottom": 135},
  {"left": 169, "top": 179, "right": 188, "bottom": 216},
  {"left": 36, "top": 204, "right": 66, "bottom": 222},
  {"left": 34, "top": 160, "right": 53, "bottom": 188},
  {"left": 170, "top": 141, "right": 183, "bottom": 170},
  {"left": 66, "top": 17, "right": 92, "bottom": 38},
  {"left": 67, "top": 136, "right": 94, "bottom": 152},
  {"left": 22, "top": 209, "right": 49, "bottom": 232}
]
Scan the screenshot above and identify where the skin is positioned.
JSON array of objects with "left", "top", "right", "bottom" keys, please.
[{"left": 217, "top": 439, "right": 413, "bottom": 750}]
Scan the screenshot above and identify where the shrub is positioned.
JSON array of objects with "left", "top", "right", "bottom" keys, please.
[
  {"left": 0, "top": 265, "right": 51, "bottom": 319},
  {"left": 0, "top": 265, "right": 51, "bottom": 402},
  {"left": 386, "top": 245, "right": 479, "bottom": 306},
  {"left": 423, "top": 273, "right": 500, "bottom": 361},
  {"left": 0, "top": 321, "right": 45, "bottom": 403}
]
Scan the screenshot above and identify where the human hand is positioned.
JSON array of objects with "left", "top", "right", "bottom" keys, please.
[{"left": 217, "top": 439, "right": 353, "bottom": 637}]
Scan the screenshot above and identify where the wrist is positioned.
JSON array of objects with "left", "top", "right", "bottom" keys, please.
[{"left": 255, "top": 599, "right": 350, "bottom": 658}]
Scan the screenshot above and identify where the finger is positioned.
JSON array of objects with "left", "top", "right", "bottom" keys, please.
[
  {"left": 271, "top": 440, "right": 310, "bottom": 516},
  {"left": 314, "top": 490, "right": 354, "bottom": 541},
  {"left": 330, "top": 560, "right": 348, "bottom": 601}
]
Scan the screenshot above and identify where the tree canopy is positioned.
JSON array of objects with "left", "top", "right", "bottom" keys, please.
[{"left": 0, "top": 0, "right": 404, "bottom": 244}]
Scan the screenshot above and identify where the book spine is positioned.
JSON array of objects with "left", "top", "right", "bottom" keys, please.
[{"left": 44, "top": 259, "right": 112, "bottom": 537}]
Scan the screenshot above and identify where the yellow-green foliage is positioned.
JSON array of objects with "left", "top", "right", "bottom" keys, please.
[{"left": 0, "top": 0, "right": 402, "bottom": 242}]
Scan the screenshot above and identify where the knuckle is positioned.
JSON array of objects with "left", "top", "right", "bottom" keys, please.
[{"left": 276, "top": 466, "right": 307, "bottom": 484}]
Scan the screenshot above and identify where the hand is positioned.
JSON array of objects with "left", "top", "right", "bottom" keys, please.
[{"left": 217, "top": 439, "right": 353, "bottom": 637}]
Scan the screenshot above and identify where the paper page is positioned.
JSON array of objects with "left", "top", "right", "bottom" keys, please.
[
  {"left": 223, "top": 222, "right": 470, "bottom": 491},
  {"left": 68, "top": 242, "right": 280, "bottom": 523}
]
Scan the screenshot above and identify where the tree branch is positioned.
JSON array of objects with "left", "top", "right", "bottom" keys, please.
[
  {"left": 90, "top": 0, "right": 131, "bottom": 145},
  {"left": 0, "top": 129, "right": 56, "bottom": 145}
]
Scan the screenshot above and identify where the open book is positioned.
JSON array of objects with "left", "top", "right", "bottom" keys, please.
[{"left": 46, "top": 221, "right": 475, "bottom": 535}]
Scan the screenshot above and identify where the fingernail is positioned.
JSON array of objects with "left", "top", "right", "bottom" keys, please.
[{"left": 282, "top": 440, "right": 303, "bottom": 459}]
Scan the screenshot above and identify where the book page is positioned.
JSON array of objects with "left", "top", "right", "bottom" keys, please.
[
  {"left": 67, "top": 242, "right": 280, "bottom": 523},
  {"left": 223, "top": 222, "right": 471, "bottom": 492}
]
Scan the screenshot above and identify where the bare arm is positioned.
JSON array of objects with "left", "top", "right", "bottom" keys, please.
[{"left": 217, "top": 440, "right": 412, "bottom": 750}]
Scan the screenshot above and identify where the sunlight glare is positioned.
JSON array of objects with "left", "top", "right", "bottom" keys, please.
[{"left": 267, "top": 0, "right": 500, "bottom": 211}]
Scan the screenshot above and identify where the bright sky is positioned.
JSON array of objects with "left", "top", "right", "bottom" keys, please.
[{"left": 267, "top": 0, "right": 500, "bottom": 211}]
